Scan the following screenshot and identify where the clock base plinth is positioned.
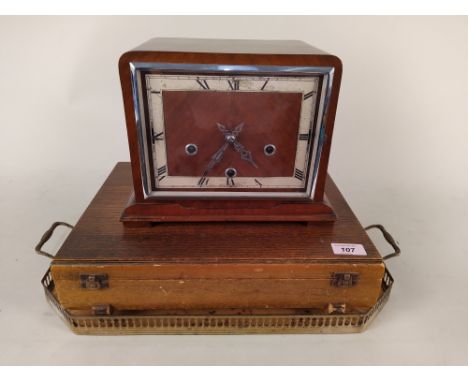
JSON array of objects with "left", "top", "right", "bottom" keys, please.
[{"left": 120, "top": 195, "right": 335, "bottom": 225}]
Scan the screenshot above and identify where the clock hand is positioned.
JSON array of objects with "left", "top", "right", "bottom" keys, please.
[
  {"left": 202, "top": 142, "right": 230, "bottom": 177},
  {"left": 216, "top": 123, "right": 229, "bottom": 136},
  {"left": 232, "top": 122, "right": 244, "bottom": 137},
  {"left": 232, "top": 140, "right": 258, "bottom": 169},
  {"left": 216, "top": 122, "right": 244, "bottom": 140},
  {"left": 216, "top": 122, "right": 257, "bottom": 168}
]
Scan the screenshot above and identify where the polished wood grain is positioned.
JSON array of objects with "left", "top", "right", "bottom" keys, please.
[
  {"left": 54, "top": 163, "right": 380, "bottom": 263},
  {"left": 163, "top": 90, "right": 301, "bottom": 178},
  {"left": 53, "top": 264, "right": 383, "bottom": 312},
  {"left": 50, "top": 163, "right": 385, "bottom": 314},
  {"left": 119, "top": 38, "right": 342, "bottom": 223},
  {"left": 132, "top": 38, "right": 331, "bottom": 55}
]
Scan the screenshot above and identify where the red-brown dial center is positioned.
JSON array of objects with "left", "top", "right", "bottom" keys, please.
[{"left": 162, "top": 90, "right": 302, "bottom": 177}]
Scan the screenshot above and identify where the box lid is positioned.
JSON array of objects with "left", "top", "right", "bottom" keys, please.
[{"left": 52, "top": 163, "right": 382, "bottom": 265}]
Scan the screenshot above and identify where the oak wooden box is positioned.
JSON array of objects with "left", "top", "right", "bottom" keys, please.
[{"left": 50, "top": 162, "right": 385, "bottom": 316}]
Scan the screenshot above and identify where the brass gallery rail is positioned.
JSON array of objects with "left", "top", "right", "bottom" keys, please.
[{"left": 41, "top": 268, "right": 393, "bottom": 335}]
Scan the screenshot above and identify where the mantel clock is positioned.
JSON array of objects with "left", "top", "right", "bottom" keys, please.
[{"left": 118, "top": 38, "right": 342, "bottom": 225}]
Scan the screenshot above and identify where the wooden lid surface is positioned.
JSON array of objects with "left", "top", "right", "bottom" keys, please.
[{"left": 53, "top": 162, "right": 382, "bottom": 264}]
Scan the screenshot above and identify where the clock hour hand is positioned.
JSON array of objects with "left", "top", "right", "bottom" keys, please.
[
  {"left": 232, "top": 122, "right": 244, "bottom": 137},
  {"left": 232, "top": 140, "right": 258, "bottom": 169}
]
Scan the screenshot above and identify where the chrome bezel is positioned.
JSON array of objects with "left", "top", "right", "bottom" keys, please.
[{"left": 129, "top": 62, "right": 335, "bottom": 200}]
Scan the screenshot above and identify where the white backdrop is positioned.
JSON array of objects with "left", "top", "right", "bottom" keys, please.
[{"left": 1, "top": 16, "right": 467, "bottom": 365}]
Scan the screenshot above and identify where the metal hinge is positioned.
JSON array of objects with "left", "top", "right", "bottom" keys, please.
[
  {"left": 331, "top": 272, "right": 359, "bottom": 287},
  {"left": 80, "top": 274, "right": 109, "bottom": 290},
  {"left": 327, "top": 303, "right": 347, "bottom": 314},
  {"left": 92, "top": 304, "right": 113, "bottom": 316}
]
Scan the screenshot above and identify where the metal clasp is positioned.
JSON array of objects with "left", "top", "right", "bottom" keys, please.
[
  {"left": 331, "top": 272, "right": 359, "bottom": 287},
  {"left": 80, "top": 274, "right": 109, "bottom": 290}
]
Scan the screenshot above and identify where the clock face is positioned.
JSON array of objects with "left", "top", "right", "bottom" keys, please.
[{"left": 132, "top": 64, "right": 331, "bottom": 199}]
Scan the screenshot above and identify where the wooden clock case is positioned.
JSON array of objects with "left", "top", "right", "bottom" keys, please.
[{"left": 118, "top": 38, "right": 343, "bottom": 226}]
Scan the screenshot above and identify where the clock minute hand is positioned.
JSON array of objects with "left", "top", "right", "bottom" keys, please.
[
  {"left": 216, "top": 122, "right": 230, "bottom": 137},
  {"left": 232, "top": 140, "right": 258, "bottom": 169},
  {"left": 202, "top": 142, "right": 230, "bottom": 176}
]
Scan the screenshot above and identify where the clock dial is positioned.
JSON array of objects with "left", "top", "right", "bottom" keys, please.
[{"left": 139, "top": 73, "right": 321, "bottom": 195}]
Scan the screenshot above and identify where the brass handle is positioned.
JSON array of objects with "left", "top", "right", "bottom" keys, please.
[
  {"left": 365, "top": 224, "right": 401, "bottom": 260},
  {"left": 35, "top": 222, "right": 74, "bottom": 259}
]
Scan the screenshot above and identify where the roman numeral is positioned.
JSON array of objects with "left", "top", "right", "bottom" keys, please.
[
  {"left": 294, "top": 168, "right": 305, "bottom": 181},
  {"left": 299, "top": 131, "right": 311, "bottom": 141},
  {"left": 157, "top": 165, "right": 167, "bottom": 177},
  {"left": 303, "top": 91, "right": 316, "bottom": 100},
  {"left": 261, "top": 79, "right": 269, "bottom": 90},
  {"left": 226, "top": 177, "right": 235, "bottom": 187},
  {"left": 152, "top": 130, "right": 164, "bottom": 143},
  {"left": 196, "top": 79, "right": 210, "bottom": 90},
  {"left": 228, "top": 79, "right": 240, "bottom": 90},
  {"left": 198, "top": 177, "right": 209, "bottom": 187},
  {"left": 255, "top": 179, "right": 263, "bottom": 187}
]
